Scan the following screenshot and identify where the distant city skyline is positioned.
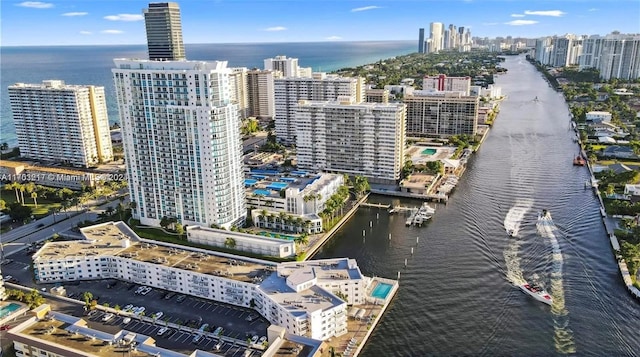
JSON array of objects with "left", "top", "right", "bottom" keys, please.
[{"left": 3, "top": 0, "right": 639, "bottom": 46}]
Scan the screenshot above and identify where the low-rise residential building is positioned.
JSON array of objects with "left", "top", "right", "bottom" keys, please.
[
  {"left": 399, "top": 173, "right": 438, "bottom": 195},
  {"left": 602, "top": 145, "right": 635, "bottom": 159},
  {"left": 586, "top": 111, "right": 612, "bottom": 123},
  {"left": 246, "top": 173, "right": 344, "bottom": 216},
  {"left": 251, "top": 209, "right": 323, "bottom": 234},
  {"left": 0, "top": 160, "right": 99, "bottom": 190},
  {"left": 364, "top": 89, "right": 390, "bottom": 103},
  {"left": 30, "top": 222, "right": 395, "bottom": 341},
  {"left": 186, "top": 225, "right": 296, "bottom": 258}
]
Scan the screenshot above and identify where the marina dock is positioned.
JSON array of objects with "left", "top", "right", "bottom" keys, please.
[{"left": 360, "top": 202, "right": 391, "bottom": 209}]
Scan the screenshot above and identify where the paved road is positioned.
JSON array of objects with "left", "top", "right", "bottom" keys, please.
[{"left": 1, "top": 199, "right": 126, "bottom": 259}]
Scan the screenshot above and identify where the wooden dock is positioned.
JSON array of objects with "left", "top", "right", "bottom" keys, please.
[{"left": 361, "top": 202, "right": 391, "bottom": 209}]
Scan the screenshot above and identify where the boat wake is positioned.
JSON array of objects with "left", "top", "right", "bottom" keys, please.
[
  {"left": 504, "top": 200, "right": 533, "bottom": 238},
  {"left": 537, "top": 211, "right": 576, "bottom": 354},
  {"left": 503, "top": 199, "right": 533, "bottom": 286}
]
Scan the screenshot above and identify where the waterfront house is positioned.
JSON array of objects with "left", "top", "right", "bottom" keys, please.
[{"left": 602, "top": 146, "right": 635, "bottom": 159}]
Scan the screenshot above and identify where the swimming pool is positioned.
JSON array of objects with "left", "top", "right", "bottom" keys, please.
[
  {"left": 422, "top": 148, "right": 437, "bottom": 155},
  {"left": 267, "top": 182, "right": 288, "bottom": 190},
  {"left": 0, "top": 303, "right": 21, "bottom": 319},
  {"left": 259, "top": 231, "right": 296, "bottom": 241},
  {"left": 370, "top": 282, "right": 393, "bottom": 299},
  {"left": 253, "top": 189, "right": 270, "bottom": 196}
]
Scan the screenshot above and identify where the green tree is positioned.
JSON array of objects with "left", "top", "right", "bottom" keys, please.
[
  {"left": 175, "top": 223, "right": 184, "bottom": 239},
  {"left": 425, "top": 161, "right": 444, "bottom": 175},
  {"left": 8, "top": 202, "right": 33, "bottom": 222},
  {"left": 82, "top": 291, "right": 93, "bottom": 308},
  {"left": 225, "top": 237, "right": 236, "bottom": 249},
  {"left": 0, "top": 199, "right": 6, "bottom": 211},
  {"left": 25, "top": 289, "right": 45, "bottom": 309},
  {"left": 30, "top": 192, "right": 38, "bottom": 207}
]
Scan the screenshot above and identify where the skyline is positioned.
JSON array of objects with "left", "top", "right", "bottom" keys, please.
[{"left": 2, "top": 0, "right": 639, "bottom": 47}]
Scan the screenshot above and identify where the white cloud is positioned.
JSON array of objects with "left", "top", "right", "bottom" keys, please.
[
  {"left": 80, "top": 31, "right": 92, "bottom": 35},
  {"left": 325, "top": 36, "right": 342, "bottom": 40},
  {"left": 104, "top": 14, "right": 144, "bottom": 21},
  {"left": 17, "top": 1, "right": 53, "bottom": 9},
  {"left": 62, "top": 12, "right": 88, "bottom": 16},
  {"left": 511, "top": 14, "right": 525, "bottom": 18},
  {"left": 588, "top": 8, "right": 598, "bottom": 12},
  {"left": 505, "top": 20, "right": 539, "bottom": 26},
  {"left": 264, "top": 26, "right": 287, "bottom": 32},
  {"left": 524, "top": 10, "right": 566, "bottom": 17},
  {"left": 101, "top": 29, "right": 124, "bottom": 34},
  {"left": 351, "top": 5, "right": 382, "bottom": 12}
]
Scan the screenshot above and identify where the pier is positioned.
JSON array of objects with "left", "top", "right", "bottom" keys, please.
[{"left": 360, "top": 202, "right": 391, "bottom": 209}]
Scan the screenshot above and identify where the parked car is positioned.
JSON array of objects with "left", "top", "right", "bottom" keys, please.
[
  {"left": 164, "top": 292, "right": 176, "bottom": 300},
  {"left": 192, "top": 334, "right": 203, "bottom": 344},
  {"left": 214, "top": 342, "right": 222, "bottom": 351},
  {"left": 213, "top": 327, "right": 223, "bottom": 335},
  {"left": 101, "top": 313, "right": 115, "bottom": 322},
  {"left": 122, "top": 317, "right": 132, "bottom": 324},
  {"left": 245, "top": 314, "right": 258, "bottom": 322},
  {"left": 258, "top": 336, "right": 267, "bottom": 344},
  {"left": 176, "top": 295, "right": 186, "bottom": 303},
  {"left": 123, "top": 304, "right": 134, "bottom": 312},
  {"left": 157, "top": 327, "right": 169, "bottom": 336},
  {"left": 2, "top": 275, "right": 13, "bottom": 282},
  {"left": 199, "top": 323, "right": 209, "bottom": 332},
  {"left": 250, "top": 335, "right": 259, "bottom": 344},
  {"left": 153, "top": 312, "right": 164, "bottom": 319}
]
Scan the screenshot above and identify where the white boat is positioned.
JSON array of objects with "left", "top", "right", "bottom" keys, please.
[
  {"left": 518, "top": 282, "right": 552, "bottom": 306},
  {"left": 507, "top": 228, "right": 516, "bottom": 237},
  {"left": 538, "top": 209, "right": 551, "bottom": 221}
]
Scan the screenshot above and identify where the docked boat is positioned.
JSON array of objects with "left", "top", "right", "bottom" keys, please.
[
  {"left": 573, "top": 154, "right": 586, "bottom": 166},
  {"left": 518, "top": 282, "right": 552, "bottom": 305}
]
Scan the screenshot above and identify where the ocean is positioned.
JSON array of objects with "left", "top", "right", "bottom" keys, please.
[{"left": 0, "top": 41, "right": 414, "bottom": 147}]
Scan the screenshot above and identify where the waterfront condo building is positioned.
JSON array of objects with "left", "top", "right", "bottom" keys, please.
[
  {"left": 112, "top": 59, "right": 246, "bottom": 228},
  {"left": 30, "top": 222, "right": 398, "bottom": 341},
  {"left": 295, "top": 98, "right": 406, "bottom": 183},
  {"left": 8, "top": 80, "right": 113, "bottom": 168},
  {"left": 247, "top": 69, "right": 279, "bottom": 120},
  {"left": 365, "top": 89, "right": 390, "bottom": 103},
  {"left": 144, "top": 2, "right": 186, "bottom": 61},
  {"left": 405, "top": 90, "right": 479, "bottom": 138},
  {"left": 423, "top": 74, "right": 471, "bottom": 95},
  {"left": 429, "top": 22, "right": 444, "bottom": 53},
  {"left": 274, "top": 73, "right": 364, "bottom": 144}
]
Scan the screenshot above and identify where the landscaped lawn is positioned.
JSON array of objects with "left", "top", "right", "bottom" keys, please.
[
  {"left": 0, "top": 189, "right": 62, "bottom": 217},
  {"left": 596, "top": 160, "right": 640, "bottom": 167}
]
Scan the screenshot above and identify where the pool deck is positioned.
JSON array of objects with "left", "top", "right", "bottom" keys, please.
[{"left": 0, "top": 301, "right": 29, "bottom": 325}]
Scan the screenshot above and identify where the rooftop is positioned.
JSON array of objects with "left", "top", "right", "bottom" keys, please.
[
  {"left": 259, "top": 276, "right": 343, "bottom": 316},
  {"left": 34, "top": 222, "right": 274, "bottom": 284},
  {"left": 9, "top": 308, "right": 220, "bottom": 357}
]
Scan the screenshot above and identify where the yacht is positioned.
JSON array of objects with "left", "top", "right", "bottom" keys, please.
[
  {"left": 518, "top": 282, "right": 552, "bottom": 306},
  {"left": 507, "top": 228, "right": 516, "bottom": 237}
]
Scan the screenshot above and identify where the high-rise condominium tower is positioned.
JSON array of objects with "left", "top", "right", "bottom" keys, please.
[
  {"left": 8, "top": 80, "right": 113, "bottom": 167},
  {"left": 144, "top": 2, "right": 185, "bottom": 61},
  {"left": 429, "top": 22, "right": 444, "bottom": 53},
  {"left": 418, "top": 28, "right": 425, "bottom": 53},
  {"left": 112, "top": 60, "right": 246, "bottom": 229}
]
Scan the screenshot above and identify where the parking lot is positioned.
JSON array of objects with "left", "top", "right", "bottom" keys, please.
[{"left": 1, "top": 254, "right": 270, "bottom": 356}]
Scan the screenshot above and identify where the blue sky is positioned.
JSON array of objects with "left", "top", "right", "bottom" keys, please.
[{"left": 2, "top": 0, "right": 639, "bottom": 46}]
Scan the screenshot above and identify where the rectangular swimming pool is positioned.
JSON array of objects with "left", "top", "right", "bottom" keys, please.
[
  {"left": 0, "top": 303, "right": 21, "bottom": 319},
  {"left": 371, "top": 282, "right": 393, "bottom": 299},
  {"left": 422, "top": 148, "right": 437, "bottom": 155},
  {"left": 253, "top": 189, "right": 271, "bottom": 196}
]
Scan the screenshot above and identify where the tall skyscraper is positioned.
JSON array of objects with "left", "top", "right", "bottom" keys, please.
[
  {"left": 144, "top": 2, "right": 185, "bottom": 61},
  {"left": 296, "top": 98, "right": 406, "bottom": 183},
  {"left": 247, "top": 69, "right": 279, "bottom": 119},
  {"left": 418, "top": 28, "right": 425, "bottom": 53},
  {"left": 9, "top": 80, "right": 113, "bottom": 167},
  {"left": 429, "top": 22, "right": 444, "bottom": 53},
  {"left": 114, "top": 4, "right": 245, "bottom": 228},
  {"left": 229, "top": 67, "right": 250, "bottom": 119},
  {"left": 113, "top": 60, "right": 246, "bottom": 229}
]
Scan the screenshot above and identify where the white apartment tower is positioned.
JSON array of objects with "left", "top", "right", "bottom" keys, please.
[
  {"left": 429, "top": 22, "right": 444, "bottom": 53},
  {"left": 247, "top": 69, "right": 279, "bottom": 119},
  {"left": 264, "top": 55, "right": 300, "bottom": 77},
  {"left": 274, "top": 73, "right": 364, "bottom": 144},
  {"left": 112, "top": 59, "right": 246, "bottom": 228},
  {"left": 296, "top": 98, "right": 406, "bottom": 183},
  {"left": 8, "top": 80, "right": 113, "bottom": 168},
  {"left": 405, "top": 90, "right": 479, "bottom": 138}
]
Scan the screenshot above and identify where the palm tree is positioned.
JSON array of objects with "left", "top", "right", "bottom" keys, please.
[
  {"left": 31, "top": 192, "right": 38, "bottom": 207},
  {"left": 7, "top": 182, "right": 21, "bottom": 202},
  {"left": 294, "top": 234, "right": 309, "bottom": 246},
  {"left": 18, "top": 184, "right": 26, "bottom": 204},
  {"left": 82, "top": 291, "right": 93, "bottom": 309}
]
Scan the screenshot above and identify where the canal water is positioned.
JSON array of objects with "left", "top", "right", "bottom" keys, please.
[{"left": 314, "top": 55, "right": 640, "bottom": 356}]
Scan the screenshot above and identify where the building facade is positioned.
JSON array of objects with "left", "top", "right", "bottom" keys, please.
[
  {"left": 418, "top": 28, "right": 425, "bottom": 53},
  {"left": 429, "top": 22, "right": 444, "bottom": 53},
  {"left": 143, "top": 2, "right": 186, "bottom": 61},
  {"left": 365, "top": 89, "right": 390, "bottom": 103},
  {"left": 229, "top": 67, "right": 250, "bottom": 119},
  {"left": 274, "top": 73, "right": 364, "bottom": 144},
  {"left": 8, "top": 80, "right": 113, "bottom": 168},
  {"left": 423, "top": 74, "right": 471, "bottom": 95},
  {"left": 405, "top": 90, "right": 479, "bottom": 138},
  {"left": 295, "top": 99, "right": 406, "bottom": 183},
  {"left": 30, "top": 222, "right": 390, "bottom": 341},
  {"left": 264, "top": 55, "right": 300, "bottom": 78},
  {"left": 112, "top": 59, "right": 246, "bottom": 229},
  {"left": 247, "top": 69, "right": 278, "bottom": 120}
]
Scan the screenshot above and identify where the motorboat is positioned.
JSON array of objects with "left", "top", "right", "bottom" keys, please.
[
  {"left": 573, "top": 154, "right": 586, "bottom": 166},
  {"left": 538, "top": 209, "right": 551, "bottom": 221},
  {"left": 518, "top": 282, "right": 552, "bottom": 306},
  {"left": 507, "top": 229, "right": 516, "bottom": 237}
]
